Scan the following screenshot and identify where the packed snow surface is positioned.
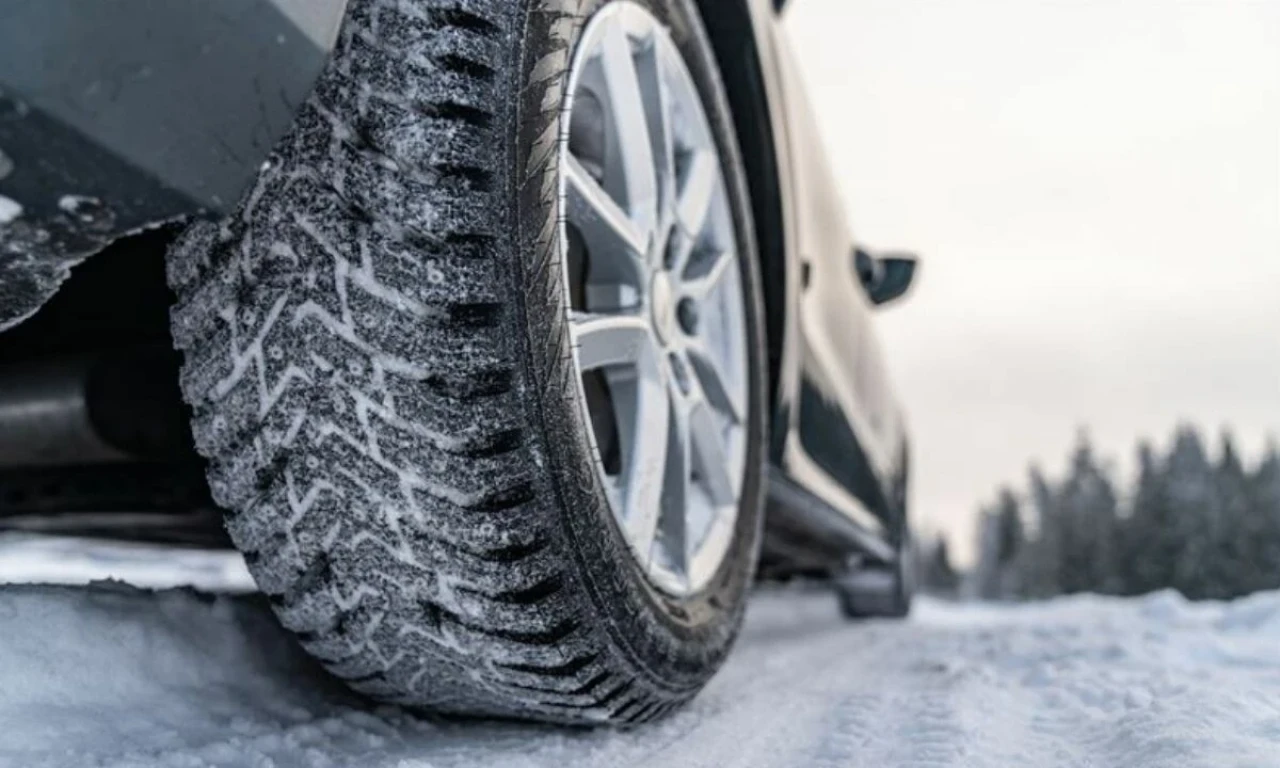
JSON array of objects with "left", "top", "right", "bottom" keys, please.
[{"left": 2, "top": 577, "right": 1278, "bottom": 767}]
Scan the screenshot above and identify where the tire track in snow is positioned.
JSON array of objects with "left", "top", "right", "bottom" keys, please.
[{"left": 3, "top": 581, "right": 1280, "bottom": 767}]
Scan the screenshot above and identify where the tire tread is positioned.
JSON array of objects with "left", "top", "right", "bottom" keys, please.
[{"left": 168, "top": 0, "right": 746, "bottom": 724}]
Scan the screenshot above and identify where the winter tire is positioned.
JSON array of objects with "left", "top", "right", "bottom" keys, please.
[
  {"left": 835, "top": 538, "right": 914, "bottom": 619},
  {"left": 168, "top": 0, "right": 767, "bottom": 724},
  {"left": 836, "top": 463, "right": 913, "bottom": 619}
]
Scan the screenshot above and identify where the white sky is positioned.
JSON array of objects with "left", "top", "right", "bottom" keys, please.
[{"left": 783, "top": 0, "right": 1280, "bottom": 561}]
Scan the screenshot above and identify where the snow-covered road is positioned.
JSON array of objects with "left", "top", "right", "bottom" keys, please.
[{"left": 2, "top": 579, "right": 1279, "bottom": 768}]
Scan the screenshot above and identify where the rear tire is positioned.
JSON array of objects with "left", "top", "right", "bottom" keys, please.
[
  {"left": 835, "top": 538, "right": 914, "bottom": 619},
  {"left": 835, "top": 455, "right": 913, "bottom": 619},
  {"left": 167, "top": 0, "right": 766, "bottom": 724}
]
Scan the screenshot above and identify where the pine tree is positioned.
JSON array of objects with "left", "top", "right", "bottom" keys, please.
[
  {"left": 1163, "top": 426, "right": 1220, "bottom": 599},
  {"left": 972, "top": 503, "right": 1003, "bottom": 600},
  {"left": 1123, "top": 440, "right": 1175, "bottom": 594},
  {"left": 920, "top": 536, "right": 961, "bottom": 596},
  {"left": 970, "top": 487, "right": 1025, "bottom": 600},
  {"left": 1212, "top": 432, "right": 1255, "bottom": 596},
  {"left": 993, "top": 488, "right": 1025, "bottom": 597},
  {"left": 972, "top": 426, "right": 1280, "bottom": 602},
  {"left": 1113, "top": 441, "right": 1147, "bottom": 595},
  {"left": 1019, "top": 465, "right": 1061, "bottom": 599},
  {"left": 1054, "top": 433, "right": 1121, "bottom": 593},
  {"left": 1246, "top": 441, "right": 1280, "bottom": 592}
]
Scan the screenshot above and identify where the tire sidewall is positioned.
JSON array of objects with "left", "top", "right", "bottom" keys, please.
[{"left": 509, "top": 0, "right": 768, "bottom": 688}]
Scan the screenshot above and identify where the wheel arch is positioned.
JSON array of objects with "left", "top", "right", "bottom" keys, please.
[
  {"left": 0, "top": 0, "right": 348, "bottom": 332},
  {"left": 695, "top": 0, "right": 789, "bottom": 415}
]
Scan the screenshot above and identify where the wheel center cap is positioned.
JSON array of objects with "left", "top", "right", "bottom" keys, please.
[{"left": 650, "top": 271, "right": 676, "bottom": 345}]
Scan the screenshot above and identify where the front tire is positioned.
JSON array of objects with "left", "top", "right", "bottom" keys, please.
[{"left": 168, "top": 0, "right": 766, "bottom": 724}]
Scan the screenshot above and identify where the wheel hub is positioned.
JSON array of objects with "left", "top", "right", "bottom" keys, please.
[
  {"left": 557, "top": 2, "right": 750, "bottom": 596},
  {"left": 649, "top": 270, "right": 677, "bottom": 346}
]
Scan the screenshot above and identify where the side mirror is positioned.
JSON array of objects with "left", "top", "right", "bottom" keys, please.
[{"left": 854, "top": 248, "right": 918, "bottom": 306}]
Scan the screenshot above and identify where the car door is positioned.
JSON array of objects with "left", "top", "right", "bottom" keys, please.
[{"left": 766, "top": 14, "right": 904, "bottom": 526}]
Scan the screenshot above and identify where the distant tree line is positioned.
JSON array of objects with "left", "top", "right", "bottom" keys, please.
[{"left": 919, "top": 425, "right": 1280, "bottom": 601}]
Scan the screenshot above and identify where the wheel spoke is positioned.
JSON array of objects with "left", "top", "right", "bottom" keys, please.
[
  {"left": 599, "top": 21, "right": 659, "bottom": 237},
  {"left": 676, "top": 150, "right": 717, "bottom": 238},
  {"left": 633, "top": 34, "right": 677, "bottom": 223},
  {"left": 570, "top": 312, "right": 653, "bottom": 371},
  {"left": 681, "top": 246, "right": 734, "bottom": 301},
  {"left": 665, "top": 227, "right": 694, "bottom": 276},
  {"left": 623, "top": 380, "right": 671, "bottom": 561},
  {"left": 657, "top": 391, "right": 692, "bottom": 578},
  {"left": 565, "top": 154, "right": 648, "bottom": 261},
  {"left": 686, "top": 342, "right": 744, "bottom": 425},
  {"left": 688, "top": 400, "right": 736, "bottom": 506}
]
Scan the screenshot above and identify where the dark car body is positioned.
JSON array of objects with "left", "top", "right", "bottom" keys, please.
[{"left": 0, "top": 0, "right": 910, "bottom": 574}]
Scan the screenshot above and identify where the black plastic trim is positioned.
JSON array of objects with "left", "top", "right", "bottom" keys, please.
[{"left": 765, "top": 466, "right": 895, "bottom": 565}]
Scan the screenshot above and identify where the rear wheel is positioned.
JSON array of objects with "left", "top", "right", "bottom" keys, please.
[
  {"left": 168, "top": 0, "right": 766, "bottom": 724},
  {"left": 835, "top": 459, "right": 913, "bottom": 619},
  {"left": 835, "top": 538, "right": 914, "bottom": 619}
]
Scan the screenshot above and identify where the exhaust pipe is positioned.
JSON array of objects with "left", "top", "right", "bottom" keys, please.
[{"left": 0, "top": 348, "right": 194, "bottom": 468}]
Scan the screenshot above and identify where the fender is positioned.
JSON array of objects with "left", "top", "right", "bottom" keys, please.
[
  {"left": 698, "top": 0, "right": 798, "bottom": 464},
  {"left": 0, "top": 0, "right": 348, "bottom": 330}
]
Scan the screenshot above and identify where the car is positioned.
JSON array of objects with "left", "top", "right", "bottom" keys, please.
[{"left": 0, "top": 0, "right": 917, "bottom": 724}]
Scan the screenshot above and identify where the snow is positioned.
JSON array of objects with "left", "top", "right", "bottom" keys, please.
[
  {"left": 2, "top": 554, "right": 1278, "bottom": 768},
  {"left": 0, "top": 194, "right": 22, "bottom": 224},
  {"left": 56, "top": 194, "right": 106, "bottom": 224},
  {"left": 0, "top": 534, "right": 253, "bottom": 592}
]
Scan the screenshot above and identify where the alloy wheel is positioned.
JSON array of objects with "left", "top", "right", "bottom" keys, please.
[{"left": 559, "top": 2, "right": 750, "bottom": 596}]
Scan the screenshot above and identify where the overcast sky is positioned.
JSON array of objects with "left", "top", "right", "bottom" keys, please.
[{"left": 783, "top": 0, "right": 1280, "bottom": 561}]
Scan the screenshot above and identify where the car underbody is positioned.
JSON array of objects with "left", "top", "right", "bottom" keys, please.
[{"left": 0, "top": 228, "right": 226, "bottom": 546}]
